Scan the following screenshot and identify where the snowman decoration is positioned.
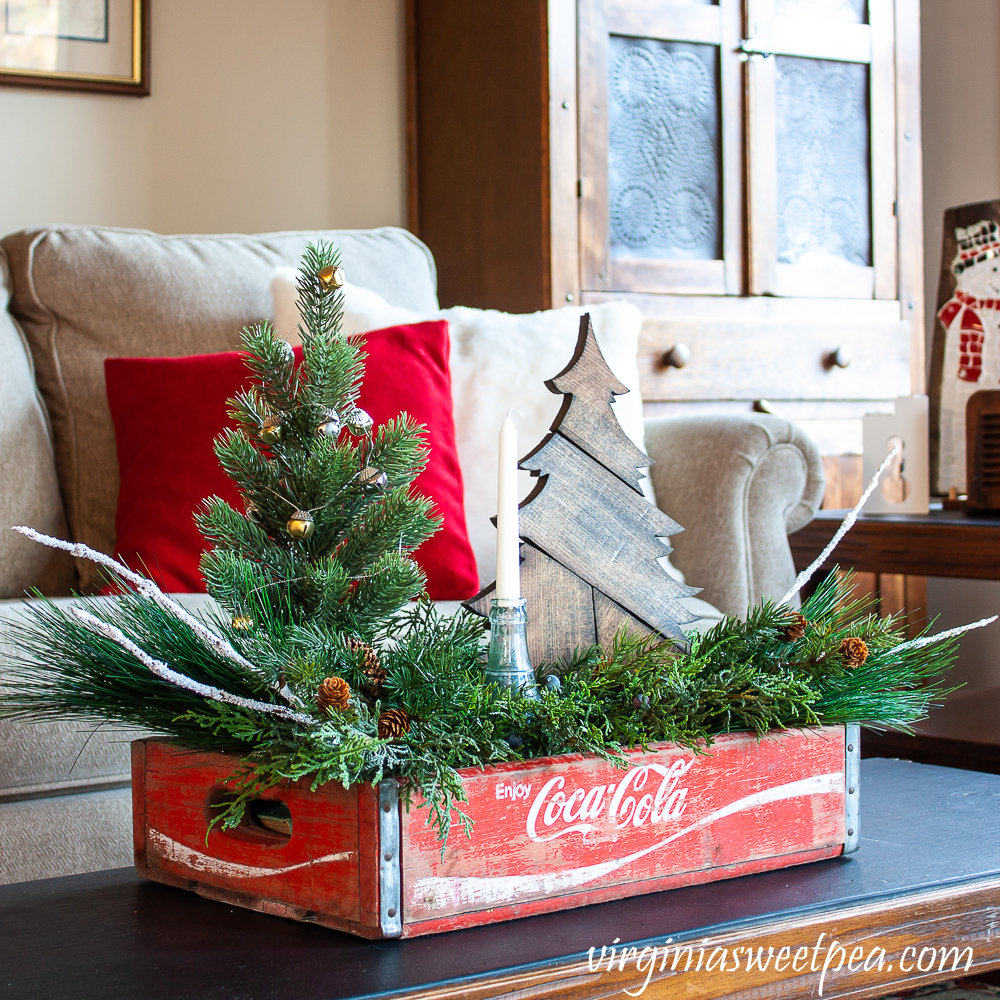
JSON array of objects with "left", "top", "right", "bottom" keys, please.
[{"left": 937, "top": 220, "right": 1000, "bottom": 493}]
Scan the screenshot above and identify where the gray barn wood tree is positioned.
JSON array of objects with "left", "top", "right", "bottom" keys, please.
[{"left": 467, "top": 314, "right": 698, "bottom": 664}]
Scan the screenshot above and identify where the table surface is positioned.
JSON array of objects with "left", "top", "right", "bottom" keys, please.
[
  {"left": 790, "top": 507, "right": 1000, "bottom": 579},
  {"left": 4, "top": 759, "right": 1000, "bottom": 1000}
]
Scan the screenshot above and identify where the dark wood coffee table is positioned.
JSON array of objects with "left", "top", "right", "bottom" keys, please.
[{"left": 3, "top": 759, "right": 1000, "bottom": 1000}]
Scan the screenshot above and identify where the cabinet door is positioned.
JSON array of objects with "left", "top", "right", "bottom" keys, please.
[
  {"left": 746, "top": 0, "right": 897, "bottom": 299},
  {"left": 579, "top": 0, "right": 744, "bottom": 295},
  {"left": 580, "top": 0, "right": 898, "bottom": 302}
]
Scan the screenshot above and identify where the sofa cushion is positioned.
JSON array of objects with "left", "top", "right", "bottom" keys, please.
[
  {"left": 105, "top": 324, "right": 478, "bottom": 600},
  {"left": 0, "top": 594, "right": 215, "bottom": 802},
  {"left": 0, "top": 248, "right": 75, "bottom": 599},
  {"left": 0, "top": 786, "right": 133, "bottom": 885},
  {"left": 1, "top": 226, "right": 438, "bottom": 593}
]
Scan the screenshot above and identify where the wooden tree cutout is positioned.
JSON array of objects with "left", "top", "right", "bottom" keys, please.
[{"left": 465, "top": 314, "right": 698, "bottom": 664}]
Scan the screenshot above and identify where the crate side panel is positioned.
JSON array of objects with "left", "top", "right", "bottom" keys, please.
[
  {"left": 401, "top": 728, "right": 845, "bottom": 921},
  {"left": 401, "top": 844, "right": 843, "bottom": 937},
  {"left": 141, "top": 742, "right": 363, "bottom": 921}
]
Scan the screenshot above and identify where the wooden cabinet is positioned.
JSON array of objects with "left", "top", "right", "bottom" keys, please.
[{"left": 407, "top": 0, "right": 924, "bottom": 450}]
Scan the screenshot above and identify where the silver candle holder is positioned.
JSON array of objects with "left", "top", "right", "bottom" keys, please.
[{"left": 485, "top": 597, "right": 538, "bottom": 698}]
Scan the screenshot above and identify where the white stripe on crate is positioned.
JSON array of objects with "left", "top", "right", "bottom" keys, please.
[
  {"left": 148, "top": 828, "right": 354, "bottom": 879},
  {"left": 413, "top": 772, "right": 843, "bottom": 910}
]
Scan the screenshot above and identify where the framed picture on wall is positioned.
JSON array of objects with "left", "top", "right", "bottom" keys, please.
[{"left": 0, "top": 0, "right": 148, "bottom": 95}]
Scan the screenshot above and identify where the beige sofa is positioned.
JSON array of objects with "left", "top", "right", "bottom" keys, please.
[{"left": 0, "top": 225, "right": 825, "bottom": 885}]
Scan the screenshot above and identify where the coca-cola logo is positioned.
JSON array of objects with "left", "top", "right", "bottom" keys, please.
[{"left": 523, "top": 758, "right": 695, "bottom": 843}]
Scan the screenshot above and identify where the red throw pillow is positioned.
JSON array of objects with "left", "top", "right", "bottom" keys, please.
[{"left": 104, "top": 320, "right": 478, "bottom": 600}]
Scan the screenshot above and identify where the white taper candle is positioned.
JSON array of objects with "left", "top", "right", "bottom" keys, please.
[{"left": 495, "top": 410, "right": 522, "bottom": 600}]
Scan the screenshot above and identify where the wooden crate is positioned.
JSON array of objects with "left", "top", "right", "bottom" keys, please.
[{"left": 132, "top": 725, "right": 859, "bottom": 939}]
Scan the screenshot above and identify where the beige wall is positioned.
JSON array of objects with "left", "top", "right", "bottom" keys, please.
[
  {"left": 0, "top": 0, "right": 406, "bottom": 237},
  {"left": 920, "top": 0, "right": 1000, "bottom": 737}
]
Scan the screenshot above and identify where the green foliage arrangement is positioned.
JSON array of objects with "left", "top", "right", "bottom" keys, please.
[{"left": 0, "top": 244, "right": 969, "bottom": 846}]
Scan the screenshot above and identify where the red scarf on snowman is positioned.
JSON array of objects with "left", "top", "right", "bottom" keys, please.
[{"left": 938, "top": 289, "right": 992, "bottom": 382}]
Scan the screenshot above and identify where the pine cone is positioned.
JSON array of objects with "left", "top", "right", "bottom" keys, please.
[
  {"left": 840, "top": 637, "right": 869, "bottom": 668},
  {"left": 378, "top": 708, "right": 411, "bottom": 740},
  {"left": 780, "top": 614, "right": 808, "bottom": 642},
  {"left": 316, "top": 676, "right": 351, "bottom": 712},
  {"left": 346, "top": 636, "right": 386, "bottom": 696}
]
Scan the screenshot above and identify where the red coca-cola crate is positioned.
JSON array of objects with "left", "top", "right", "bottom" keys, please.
[{"left": 132, "top": 725, "right": 859, "bottom": 939}]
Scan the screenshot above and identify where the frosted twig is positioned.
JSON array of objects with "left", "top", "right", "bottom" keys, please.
[
  {"left": 14, "top": 526, "right": 257, "bottom": 673},
  {"left": 71, "top": 609, "right": 314, "bottom": 726},
  {"left": 891, "top": 615, "right": 998, "bottom": 654},
  {"left": 779, "top": 443, "right": 902, "bottom": 606}
]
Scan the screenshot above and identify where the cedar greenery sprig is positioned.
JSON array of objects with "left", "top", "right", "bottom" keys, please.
[{"left": 0, "top": 568, "right": 965, "bottom": 845}]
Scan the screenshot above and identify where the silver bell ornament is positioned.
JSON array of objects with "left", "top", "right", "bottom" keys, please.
[
  {"left": 245, "top": 502, "right": 263, "bottom": 524},
  {"left": 344, "top": 407, "right": 373, "bottom": 436},
  {"left": 358, "top": 467, "right": 388, "bottom": 491},
  {"left": 286, "top": 510, "right": 316, "bottom": 539},
  {"left": 315, "top": 409, "right": 341, "bottom": 438}
]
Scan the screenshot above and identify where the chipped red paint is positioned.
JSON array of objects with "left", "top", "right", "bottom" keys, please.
[{"left": 132, "top": 727, "right": 848, "bottom": 939}]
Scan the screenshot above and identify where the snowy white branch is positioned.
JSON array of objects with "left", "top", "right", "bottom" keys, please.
[
  {"left": 14, "top": 526, "right": 258, "bottom": 673},
  {"left": 71, "top": 609, "right": 314, "bottom": 726},
  {"left": 779, "top": 443, "right": 902, "bottom": 607},
  {"left": 892, "top": 615, "right": 998, "bottom": 653}
]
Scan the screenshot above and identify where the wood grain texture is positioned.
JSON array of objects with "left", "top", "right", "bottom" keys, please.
[
  {"left": 965, "top": 390, "right": 1000, "bottom": 512},
  {"left": 594, "top": 589, "right": 654, "bottom": 648},
  {"left": 544, "top": 315, "right": 650, "bottom": 488},
  {"left": 547, "top": 0, "right": 580, "bottom": 307},
  {"left": 137, "top": 739, "right": 369, "bottom": 927},
  {"left": 131, "top": 739, "right": 147, "bottom": 869},
  {"left": 400, "top": 728, "right": 846, "bottom": 934},
  {"left": 790, "top": 509, "right": 1000, "bottom": 580},
  {"left": 392, "top": 877, "right": 1000, "bottom": 1000},
  {"left": 134, "top": 728, "right": 847, "bottom": 941},
  {"left": 408, "top": 0, "right": 548, "bottom": 311},
  {"left": 520, "top": 432, "right": 696, "bottom": 637},
  {"left": 520, "top": 542, "right": 597, "bottom": 665},
  {"left": 636, "top": 316, "right": 911, "bottom": 403}
]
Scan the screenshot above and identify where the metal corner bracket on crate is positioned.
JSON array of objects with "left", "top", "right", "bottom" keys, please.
[{"left": 132, "top": 725, "right": 861, "bottom": 939}]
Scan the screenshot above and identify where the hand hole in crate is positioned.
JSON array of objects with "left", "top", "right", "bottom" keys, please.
[{"left": 203, "top": 784, "right": 293, "bottom": 847}]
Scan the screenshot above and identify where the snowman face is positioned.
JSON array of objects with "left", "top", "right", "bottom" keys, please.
[{"left": 955, "top": 254, "right": 1000, "bottom": 298}]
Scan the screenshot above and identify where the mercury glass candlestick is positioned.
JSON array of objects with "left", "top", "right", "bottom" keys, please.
[{"left": 486, "top": 597, "right": 538, "bottom": 698}]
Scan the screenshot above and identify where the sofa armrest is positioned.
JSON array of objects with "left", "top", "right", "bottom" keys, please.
[{"left": 644, "top": 413, "right": 825, "bottom": 616}]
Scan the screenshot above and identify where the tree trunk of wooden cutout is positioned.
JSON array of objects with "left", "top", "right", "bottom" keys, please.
[{"left": 466, "top": 314, "right": 698, "bottom": 664}]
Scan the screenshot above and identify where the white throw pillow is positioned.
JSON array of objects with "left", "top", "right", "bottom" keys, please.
[{"left": 271, "top": 272, "right": 675, "bottom": 591}]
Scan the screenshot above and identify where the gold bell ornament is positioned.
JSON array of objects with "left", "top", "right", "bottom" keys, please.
[
  {"left": 315, "top": 409, "right": 341, "bottom": 438},
  {"left": 231, "top": 616, "right": 254, "bottom": 631},
  {"left": 259, "top": 414, "right": 284, "bottom": 446},
  {"left": 286, "top": 510, "right": 316, "bottom": 540},
  {"left": 317, "top": 265, "right": 345, "bottom": 290},
  {"left": 343, "top": 407, "right": 373, "bottom": 436}
]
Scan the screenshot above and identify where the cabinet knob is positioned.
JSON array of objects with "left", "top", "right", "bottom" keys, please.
[
  {"left": 827, "top": 345, "right": 852, "bottom": 369},
  {"left": 662, "top": 343, "right": 691, "bottom": 369}
]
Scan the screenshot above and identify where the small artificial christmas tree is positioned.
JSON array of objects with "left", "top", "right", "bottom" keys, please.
[{"left": 197, "top": 242, "right": 440, "bottom": 639}]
